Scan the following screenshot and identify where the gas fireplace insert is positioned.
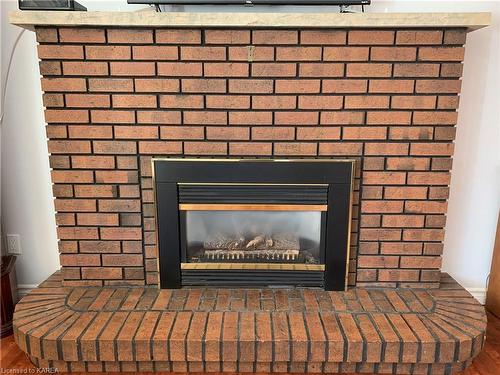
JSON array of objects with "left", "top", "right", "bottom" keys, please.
[{"left": 154, "top": 158, "right": 354, "bottom": 291}]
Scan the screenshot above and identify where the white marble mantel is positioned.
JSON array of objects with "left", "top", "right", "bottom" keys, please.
[{"left": 9, "top": 10, "right": 491, "bottom": 31}]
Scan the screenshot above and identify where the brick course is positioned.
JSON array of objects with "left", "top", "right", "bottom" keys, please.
[{"left": 35, "top": 26, "right": 467, "bottom": 288}]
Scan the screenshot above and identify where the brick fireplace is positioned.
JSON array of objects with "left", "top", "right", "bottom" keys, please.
[
  {"left": 9, "top": 10, "right": 490, "bottom": 374},
  {"left": 33, "top": 23, "right": 473, "bottom": 289}
]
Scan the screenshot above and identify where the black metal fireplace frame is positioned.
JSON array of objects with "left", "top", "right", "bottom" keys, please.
[{"left": 153, "top": 158, "right": 354, "bottom": 291}]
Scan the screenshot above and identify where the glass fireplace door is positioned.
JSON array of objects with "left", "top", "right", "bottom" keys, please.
[{"left": 180, "top": 208, "right": 326, "bottom": 269}]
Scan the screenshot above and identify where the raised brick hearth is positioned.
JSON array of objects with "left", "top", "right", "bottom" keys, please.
[
  {"left": 9, "top": 10, "right": 490, "bottom": 374},
  {"left": 15, "top": 272, "right": 485, "bottom": 373}
]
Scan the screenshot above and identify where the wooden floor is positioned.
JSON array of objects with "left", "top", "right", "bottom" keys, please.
[{"left": 1, "top": 311, "right": 500, "bottom": 374}]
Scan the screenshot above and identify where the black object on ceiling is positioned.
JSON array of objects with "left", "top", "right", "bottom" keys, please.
[
  {"left": 127, "top": 0, "right": 370, "bottom": 5},
  {"left": 18, "top": 0, "right": 87, "bottom": 11}
]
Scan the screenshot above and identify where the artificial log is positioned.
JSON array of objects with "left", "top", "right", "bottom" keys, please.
[
  {"left": 204, "top": 232, "right": 299, "bottom": 251},
  {"left": 246, "top": 235, "right": 265, "bottom": 249}
]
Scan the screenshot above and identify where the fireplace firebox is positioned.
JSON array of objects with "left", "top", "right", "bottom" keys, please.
[{"left": 154, "top": 159, "right": 354, "bottom": 291}]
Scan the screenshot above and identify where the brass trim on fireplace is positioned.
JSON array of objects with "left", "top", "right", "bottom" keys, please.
[
  {"left": 178, "top": 203, "right": 328, "bottom": 211},
  {"left": 178, "top": 182, "right": 329, "bottom": 186},
  {"left": 181, "top": 263, "right": 325, "bottom": 271},
  {"left": 344, "top": 161, "right": 355, "bottom": 291}
]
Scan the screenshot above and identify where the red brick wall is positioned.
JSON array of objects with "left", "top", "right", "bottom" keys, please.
[{"left": 35, "top": 26, "right": 466, "bottom": 288}]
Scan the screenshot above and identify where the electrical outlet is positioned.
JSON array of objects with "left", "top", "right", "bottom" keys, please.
[{"left": 6, "top": 234, "right": 21, "bottom": 255}]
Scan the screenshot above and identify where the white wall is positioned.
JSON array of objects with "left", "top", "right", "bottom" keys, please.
[
  {"left": 369, "top": 1, "right": 500, "bottom": 304},
  {"left": 0, "top": 0, "right": 143, "bottom": 293},
  {"left": 1, "top": 0, "right": 498, "bottom": 301},
  {"left": 439, "top": 3, "right": 499, "bottom": 302},
  {"left": 1, "top": 1, "right": 60, "bottom": 292}
]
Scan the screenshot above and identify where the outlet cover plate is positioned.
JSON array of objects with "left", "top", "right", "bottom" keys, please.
[{"left": 6, "top": 234, "right": 22, "bottom": 255}]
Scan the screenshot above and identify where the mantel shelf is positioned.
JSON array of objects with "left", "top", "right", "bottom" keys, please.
[{"left": 9, "top": 10, "right": 491, "bottom": 31}]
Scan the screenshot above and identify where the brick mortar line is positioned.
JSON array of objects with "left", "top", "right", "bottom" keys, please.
[
  {"left": 39, "top": 39, "right": 465, "bottom": 45},
  {"left": 369, "top": 314, "right": 390, "bottom": 363},
  {"left": 331, "top": 313, "right": 348, "bottom": 362},
  {"left": 280, "top": 313, "right": 291, "bottom": 368},
  {"left": 128, "top": 311, "right": 147, "bottom": 361},
  {"left": 148, "top": 312, "right": 163, "bottom": 371},
  {"left": 405, "top": 316, "right": 428, "bottom": 363},
  {"left": 353, "top": 314, "right": 370, "bottom": 363},
  {"left": 425, "top": 314, "right": 472, "bottom": 362},
  {"left": 113, "top": 311, "right": 132, "bottom": 362},
  {"left": 316, "top": 311, "right": 330, "bottom": 365},
  {"left": 419, "top": 315, "right": 448, "bottom": 363},
  {"left": 434, "top": 306, "right": 487, "bottom": 328},
  {"left": 53, "top": 312, "right": 83, "bottom": 361},
  {"left": 15, "top": 306, "right": 69, "bottom": 337},
  {"left": 37, "top": 311, "right": 76, "bottom": 360},
  {"left": 218, "top": 311, "right": 225, "bottom": 368},
  {"left": 14, "top": 302, "right": 67, "bottom": 319},
  {"left": 72, "top": 311, "right": 99, "bottom": 361},
  {"left": 384, "top": 313, "right": 407, "bottom": 364}
]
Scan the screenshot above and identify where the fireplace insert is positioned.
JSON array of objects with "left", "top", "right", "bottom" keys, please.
[{"left": 153, "top": 158, "right": 354, "bottom": 291}]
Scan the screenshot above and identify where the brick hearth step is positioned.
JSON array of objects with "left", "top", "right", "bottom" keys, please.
[{"left": 14, "top": 272, "right": 485, "bottom": 374}]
